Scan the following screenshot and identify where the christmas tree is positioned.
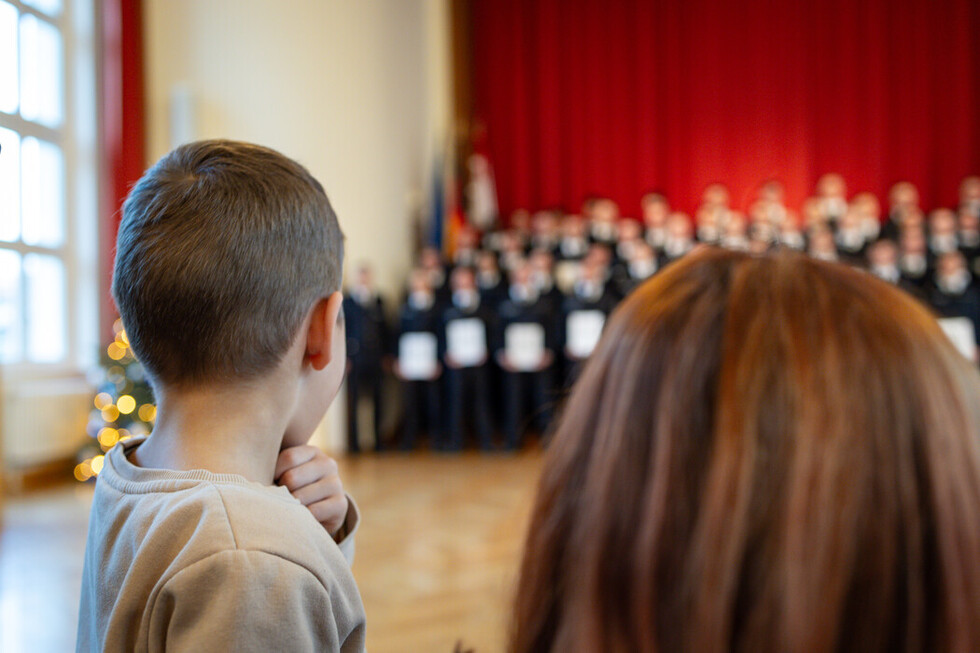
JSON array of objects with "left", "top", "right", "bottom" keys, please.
[{"left": 75, "top": 319, "right": 156, "bottom": 482}]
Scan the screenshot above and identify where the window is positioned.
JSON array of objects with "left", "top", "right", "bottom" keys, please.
[{"left": 0, "top": 0, "right": 97, "bottom": 370}]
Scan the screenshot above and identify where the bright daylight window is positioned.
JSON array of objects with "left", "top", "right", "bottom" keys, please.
[{"left": 0, "top": 0, "right": 97, "bottom": 370}]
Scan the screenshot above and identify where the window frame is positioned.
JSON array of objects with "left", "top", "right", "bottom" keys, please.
[{"left": 0, "top": 0, "right": 99, "bottom": 378}]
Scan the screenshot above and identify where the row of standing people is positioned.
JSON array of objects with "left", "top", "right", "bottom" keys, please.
[
  {"left": 344, "top": 250, "right": 623, "bottom": 453},
  {"left": 345, "top": 173, "right": 980, "bottom": 452}
]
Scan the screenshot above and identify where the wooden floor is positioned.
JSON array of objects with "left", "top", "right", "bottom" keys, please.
[
  {"left": 0, "top": 449, "right": 543, "bottom": 652},
  {"left": 0, "top": 483, "right": 94, "bottom": 652}
]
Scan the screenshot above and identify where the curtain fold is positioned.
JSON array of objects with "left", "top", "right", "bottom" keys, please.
[{"left": 472, "top": 0, "right": 980, "bottom": 217}]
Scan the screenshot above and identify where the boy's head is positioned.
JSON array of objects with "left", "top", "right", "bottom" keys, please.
[{"left": 114, "top": 140, "right": 345, "bottom": 392}]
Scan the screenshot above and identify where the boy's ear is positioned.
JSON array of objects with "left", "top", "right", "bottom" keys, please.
[{"left": 305, "top": 291, "right": 343, "bottom": 371}]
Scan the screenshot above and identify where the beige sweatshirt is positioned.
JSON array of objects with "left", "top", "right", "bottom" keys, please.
[{"left": 76, "top": 437, "right": 366, "bottom": 652}]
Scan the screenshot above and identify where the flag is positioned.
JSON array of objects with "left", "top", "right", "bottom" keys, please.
[
  {"left": 428, "top": 152, "right": 445, "bottom": 251},
  {"left": 466, "top": 152, "right": 498, "bottom": 231}
]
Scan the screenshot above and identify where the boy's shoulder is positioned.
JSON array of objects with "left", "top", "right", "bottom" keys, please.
[
  {"left": 78, "top": 438, "right": 366, "bottom": 652},
  {"left": 93, "top": 438, "right": 349, "bottom": 579}
]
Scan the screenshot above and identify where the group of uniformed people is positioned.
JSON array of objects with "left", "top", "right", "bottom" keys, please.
[{"left": 343, "top": 174, "right": 980, "bottom": 453}]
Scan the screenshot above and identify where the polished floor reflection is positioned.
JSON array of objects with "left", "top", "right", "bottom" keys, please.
[{"left": 0, "top": 449, "right": 543, "bottom": 652}]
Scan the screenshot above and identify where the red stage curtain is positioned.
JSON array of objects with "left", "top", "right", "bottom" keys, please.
[
  {"left": 471, "top": 0, "right": 980, "bottom": 217},
  {"left": 101, "top": 0, "right": 144, "bottom": 340}
]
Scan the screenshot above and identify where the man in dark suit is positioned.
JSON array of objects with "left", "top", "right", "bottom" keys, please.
[
  {"left": 530, "top": 210, "right": 560, "bottom": 254},
  {"left": 342, "top": 264, "right": 388, "bottom": 453},
  {"left": 475, "top": 249, "right": 507, "bottom": 310},
  {"left": 440, "top": 267, "right": 495, "bottom": 451},
  {"left": 588, "top": 198, "right": 620, "bottom": 247},
  {"left": 494, "top": 261, "right": 558, "bottom": 450},
  {"left": 529, "top": 248, "right": 563, "bottom": 315},
  {"left": 451, "top": 225, "right": 481, "bottom": 269},
  {"left": 395, "top": 268, "right": 443, "bottom": 450},
  {"left": 865, "top": 238, "right": 928, "bottom": 304},
  {"left": 899, "top": 226, "right": 932, "bottom": 290},
  {"left": 556, "top": 214, "right": 589, "bottom": 262},
  {"left": 958, "top": 206, "right": 980, "bottom": 276},
  {"left": 882, "top": 181, "right": 921, "bottom": 240},
  {"left": 928, "top": 209, "right": 960, "bottom": 258},
  {"left": 560, "top": 258, "right": 619, "bottom": 387},
  {"left": 834, "top": 208, "right": 868, "bottom": 265},
  {"left": 929, "top": 251, "right": 980, "bottom": 359},
  {"left": 420, "top": 246, "right": 452, "bottom": 308},
  {"left": 611, "top": 241, "right": 659, "bottom": 300}
]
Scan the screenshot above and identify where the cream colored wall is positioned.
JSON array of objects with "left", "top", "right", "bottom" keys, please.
[{"left": 143, "top": 0, "right": 451, "bottom": 451}]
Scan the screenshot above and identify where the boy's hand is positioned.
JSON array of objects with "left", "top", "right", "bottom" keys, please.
[{"left": 275, "top": 446, "right": 349, "bottom": 540}]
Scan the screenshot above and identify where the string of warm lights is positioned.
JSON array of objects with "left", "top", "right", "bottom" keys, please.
[{"left": 75, "top": 319, "right": 156, "bottom": 482}]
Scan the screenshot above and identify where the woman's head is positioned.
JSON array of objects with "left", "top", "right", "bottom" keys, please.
[{"left": 513, "top": 248, "right": 980, "bottom": 652}]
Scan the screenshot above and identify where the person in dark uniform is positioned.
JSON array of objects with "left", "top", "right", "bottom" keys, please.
[
  {"left": 494, "top": 261, "right": 558, "bottom": 450},
  {"left": 556, "top": 214, "right": 590, "bottom": 262},
  {"left": 559, "top": 257, "right": 619, "bottom": 387},
  {"left": 957, "top": 206, "right": 980, "bottom": 277},
  {"left": 530, "top": 210, "right": 560, "bottom": 254},
  {"left": 720, "top": 211, "right": 751, "bottom": 252},
  {"left": 961, "top": 175, "right": 980, "bottom": 218},
  {"left": 834, "top": 208, "right": 868, "bottom": 265},
  {"left": 475, "top": 249, "right": 507, "bottom": 310},
  {"left": 451, "top": 225, "right": 481, "bottom": 269},
  {"left": 865, "top": 238, "right": 928, "bottom": 304},
  {"left": 808, "top": 225, "right": 840, "bottom": 263},
  {"left": 612, "top": 218, "right": 644, "bottom": 267},
  {"left": 928, "top": 209, "right": 960, "bottom": 257},
  {"left": 497, "top": 229, "right": 528, "bottom": 275},
  {"left": 882, "top": 181, "right": 921, "bottom": 240},
  {"left": 899, "top": 225, "right": 932, "bottom": 290},
  {"left": 395, "top": 268, "right": 443, "bottom": 450},
  {"left": 588, "top": 198, "right": 620, "bottom": 247},
  {"left": 641, "top": 192, "right": 670, "bottom": 251},
  {"left": 663, "top": 212, "right": 696, "bottom": 262},
  {"left": 342, "top": 263, "right": 388, "bottom": 453},
  {"left": 475, "top": 249, "right": 508, "bottom": 420},
  {"left": 420, "top": 246, "right": 451, "bottom": 308},
  {"left": 929, "top": 251, "right": 980, "bottom": 360},
  {"left": 612, "top": 240, "right": 659, "bottom": 300},
  {"left": 440, "top": 266, "right": 495, "bottom": 451},
  {"left": 554, "top": 215, "right": 590, "bottom": 295},
  {"left": 529, "top": 248, "right": 563, "bottom": 315}
]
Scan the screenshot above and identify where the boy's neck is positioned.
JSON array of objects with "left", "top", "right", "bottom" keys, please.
[{"left": 132, "top": 379, "right": 297, "bottom": 485}]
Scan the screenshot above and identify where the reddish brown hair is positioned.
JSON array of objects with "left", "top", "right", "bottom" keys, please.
[{"left": 512, "top": 248, "right": 980, "bottom": 652}]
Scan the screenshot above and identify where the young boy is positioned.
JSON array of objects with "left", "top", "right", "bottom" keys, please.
[{"left": 77, "top": 140, "right": 366, "bottom": 651}]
